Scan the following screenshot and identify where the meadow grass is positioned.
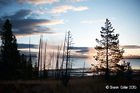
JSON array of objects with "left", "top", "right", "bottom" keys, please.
[{"left": 0, "top": 77, "right": 139, "bottom": 93}]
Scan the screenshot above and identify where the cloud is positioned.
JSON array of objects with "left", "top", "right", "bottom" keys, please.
[
  {"left": 73, "top": 6, "right": 88, "bottom": 11},
  {"left": 35, "top": 7, "right": 46, "bottom": 14},
  {"left": 0, "top": 0, "right": 60, "bottom": 6},
  {"left": 123, "top": 56, "right": 140, "bottom": 59},
  {"left": 18, "top": 43, "right": 37, "bottom": 49},
  {"left": 0, "top": 0, "right": 14, "bottom": 6},
  {"left": 13, "top": 26, "right": 56, "bottom": 36},
  {"left": 70, "top": 47, "right": 95, "bottom": 54},
  {"left": 81, "top": 18, "right": 116, "bottom": 24},
  {"left": 68, "top": 0, "right": 86, "bottom": 2},
  {"left": 69, "top": 47, "right": 94, "bottom": 58},
  {"left": 48, "top": 5, "right": 88, "bottom": 13},
  {"left": 70, "top": 47, "right": 89, "bottom": 50},
  {"left": 0, "top": 9, "right": 64, "bottom": 36},
  {"left": 111, "top": 18, "right": 116, "bottom": 20},
  {"left": 121, "top": 45, "right": 140, "bottom": 49},
  {"left": 3, "top": 9, "right": 33, "bottom": 20},
  {"left": 16, "top": 0, "right": 60, "bottom": 5},
  {"left": 17, "top": 44, "right": 140, "bottom": 59},
  {"left": 76, "top": 49, "right": 89, "bottom": 53},
  {"left": 81, "top": 19, "right": 105, "bottom": 24},
  {"left": 81, "top": 21, "right": 96, "bottom": 24},
  {"left": 9, "top": 19, "right": 64, "bottom": 29}
]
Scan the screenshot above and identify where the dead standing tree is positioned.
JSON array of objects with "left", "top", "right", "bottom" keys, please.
[
  {"left": 55, "top": 46, "right": 61, "bottom": 80},
  {"left": 62, "top": 31, "right": 73, "bottom": 86},
  {"left": 60, "top": 32, "right": 67, "bottom": 76},
  {"left": 37, "top": 35, "right": 43, "bottom": 79},
  {"left": 43, "top": 40, "right": 47, "bottom": 79}
]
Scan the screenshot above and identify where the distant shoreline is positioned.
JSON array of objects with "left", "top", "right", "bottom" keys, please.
[
  {"left": 123, "top": 56, "right": 140, "bottom": 59},
  {"left": 24, "top": 54, "right": 140, "bottom": 59}
]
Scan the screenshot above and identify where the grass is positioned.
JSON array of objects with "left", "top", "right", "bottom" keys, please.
[{"left": 0, "top": 77, "right": 140, "bottom": 93}]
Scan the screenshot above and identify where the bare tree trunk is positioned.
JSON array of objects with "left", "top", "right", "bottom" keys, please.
[
  {"left": 55, "top": 46, "right": 61, "bottom": 80},
  {"left": 65, "top": 31, "right": 70, "bottom": 77},
  {"left": 106, "top": 26, "right": 109, "bottom": 78},
  {"left": 38, "top": 35, "right": 43, "bottom": 79},
  {"left": 51, "top": 51, "right": 54, "bottom": 78},
  {"left": 43, "top": 40, "right": 47, "bottom": 78},
  {"left": 82, "top": 61, "right": 85, "bottom": 78},
  {"left": 37, "top": 36, "right": 41, "bottom": 79},
  {"left": 61, "top": 33, "right": 67, "bottom": 75}
]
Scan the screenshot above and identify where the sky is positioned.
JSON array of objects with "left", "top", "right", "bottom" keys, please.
[{"left": 0, "top": 0, "right": 140, "bottom": 58}]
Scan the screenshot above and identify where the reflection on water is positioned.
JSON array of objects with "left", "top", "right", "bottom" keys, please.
[
  {"left": 122, "top": 59, "right": 140, "bottom": 69},
  {"left": 71, "top": 58, "right": 140, "bottom": 70},
  {"left": 31, "top": 57, "right": 140, "bottom": 70}
]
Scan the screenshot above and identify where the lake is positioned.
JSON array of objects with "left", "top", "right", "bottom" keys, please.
[
  {"left": 31, "top": 57, "right": 140, "bottom": 70},
  {"left": 70, "top": 58, "right": 140, "bottom": 70}
]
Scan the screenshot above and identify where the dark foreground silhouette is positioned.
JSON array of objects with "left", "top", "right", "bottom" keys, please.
[{"left": 0, "top": 77, "right": 140, "bottom": 93}]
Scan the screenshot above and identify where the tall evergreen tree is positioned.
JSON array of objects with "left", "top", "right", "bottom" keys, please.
[
  {"left": 94, "top": 19, "right": 124, "bottom": 77},
  {"left": 0, "top": 19, "right": 20, "bottom": 79}
]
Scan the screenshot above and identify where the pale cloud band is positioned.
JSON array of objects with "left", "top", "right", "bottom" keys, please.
[
  {"left": 17, "top": 0, "right": 60, "bottom": 5},
  {"left": 0, "top": 0, "right": 87, "bottom": 6},
  {"left": 121, "top": 45, "right": 140, "bottom": 49},
  {"left": 48, "top": 5, "right": 88, "bottom": 13},
  {"left": 0, "top": 0, "right": 60, "bottom": 6},
  {"left": 81, "top": 18, "right": 116, "bottom": 24},
  {"left": 17, "top": 44, "right": 140, "bottom": 58},
  {"left": 81, "top": 20, "right": 105, "bottom": 24},
  {"left": 68, "top": 0, "right": 86, "bottom": 2}
]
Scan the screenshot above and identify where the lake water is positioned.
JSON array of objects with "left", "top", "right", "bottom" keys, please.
[
  {"left": 31, "top": 57, "right": 140, "bottom": 70},
  {"left": 122, "top": 59, "right": 140, "bottom": 69},
  {"left": 70, "top": 58, "right": 140, "bottom": 70}
]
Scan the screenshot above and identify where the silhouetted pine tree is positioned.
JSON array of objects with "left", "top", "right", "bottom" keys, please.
[
  {"left": 34, "top": 62, "right": 38, "bottom": 79},
  {"left": 0, "top": 19, "right": 20, "bottom": 79},
  {"left": 94, "top": 19, "right": 124, "bottom": 77},
  {"left": 20, "top": 54, "right": 27, "bottom": 79},
  {"left": 27, "top": 60, "right": 33, "bottom": 79}
]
